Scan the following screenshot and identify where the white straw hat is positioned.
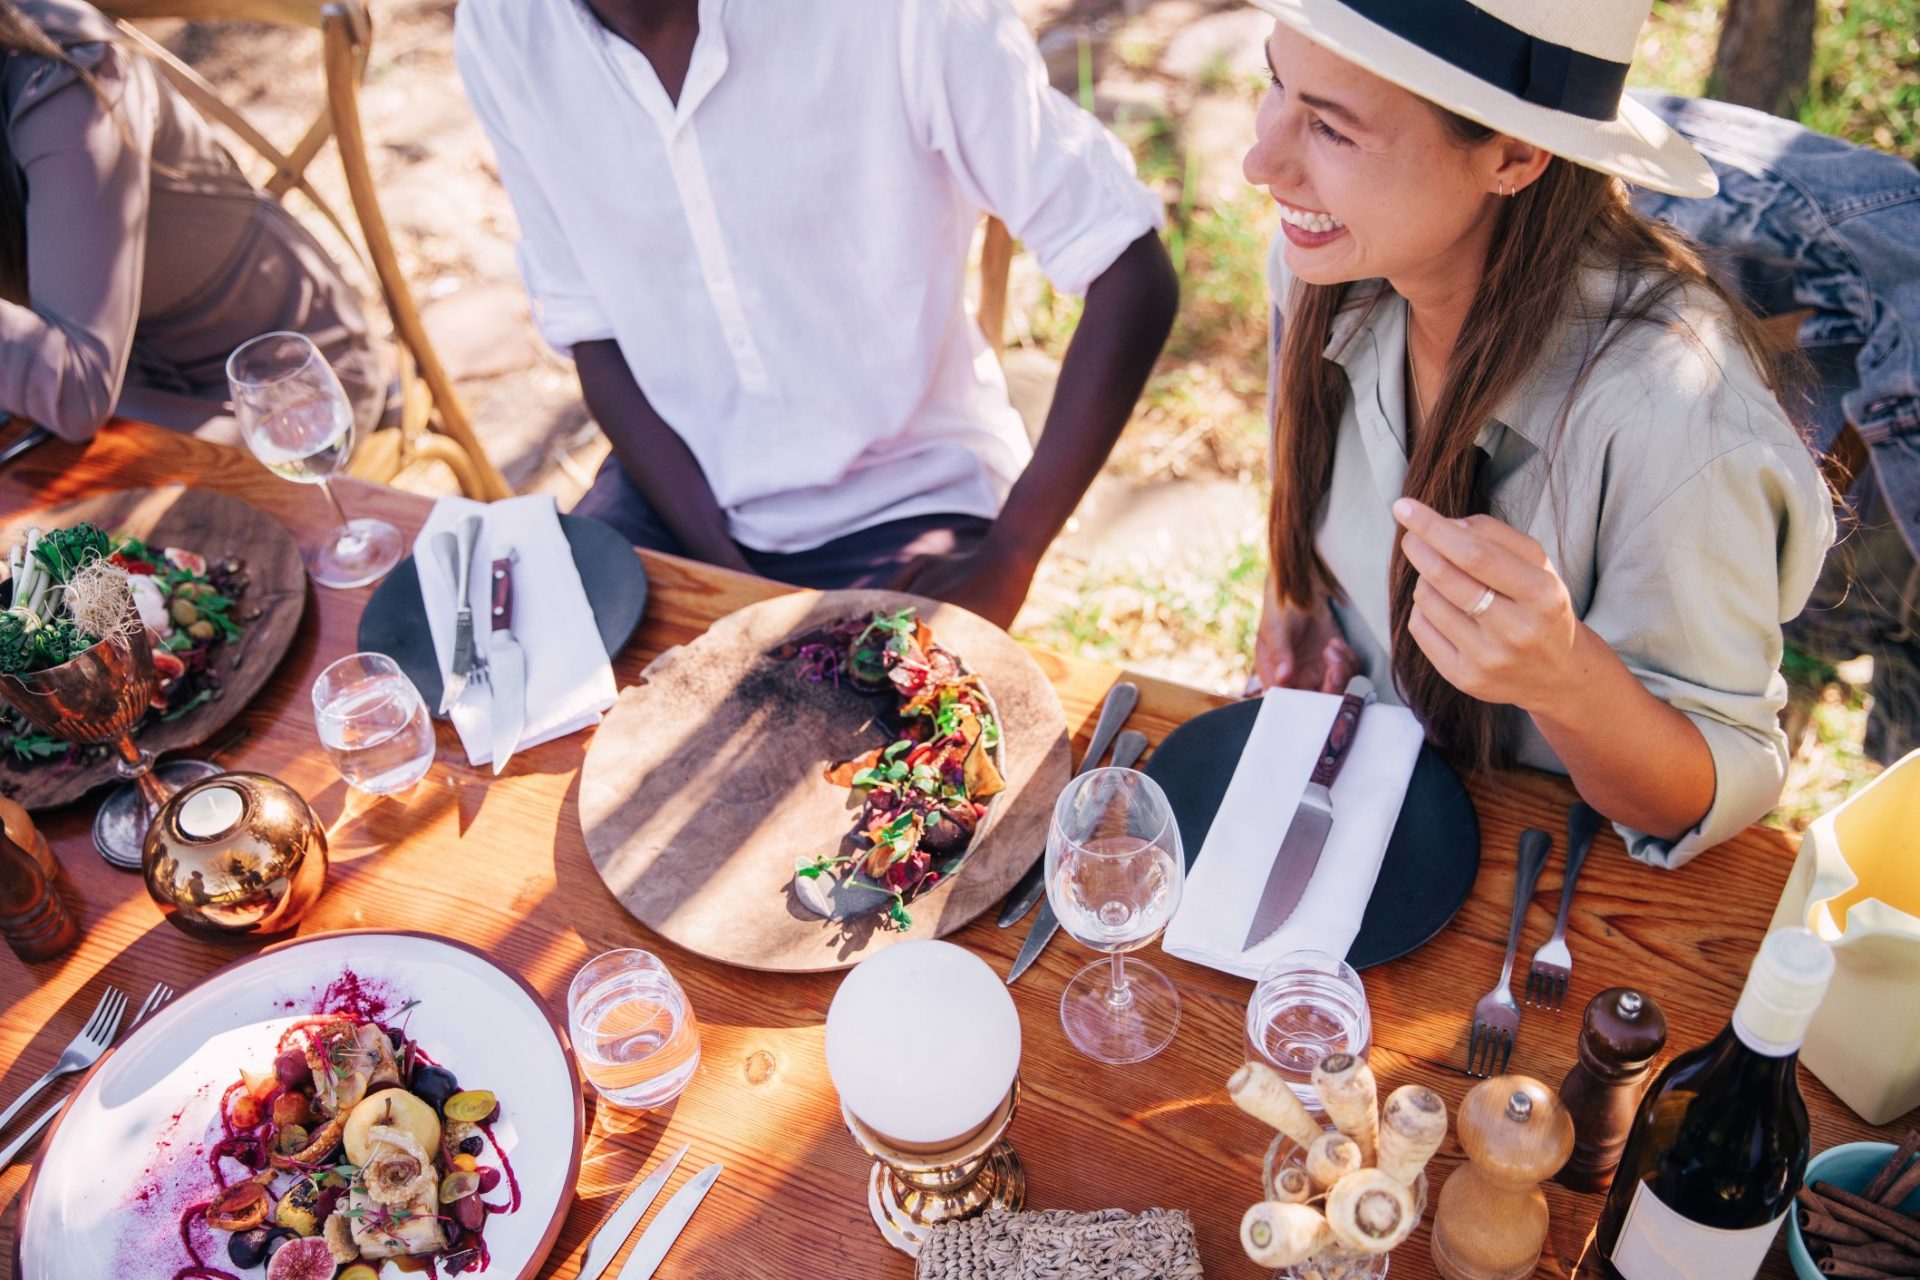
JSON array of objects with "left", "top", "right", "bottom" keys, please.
[{"left": 1245, "top": 0, "right": 1717, "bottom": 198}]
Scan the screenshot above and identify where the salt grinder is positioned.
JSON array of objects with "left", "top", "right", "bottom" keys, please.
[
  {"left": 1430, "top": 1074, "right": 1573, "bottom": 1280},
  {"left": 1555, "top": 987, "right": 1667, "bottom": 1192}
]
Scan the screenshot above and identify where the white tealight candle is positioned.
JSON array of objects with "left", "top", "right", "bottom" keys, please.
[
  {"left": 826, "top": 940, "right": 1021, "bottom": 1149},
  {"left": 178, "top": 783, "right": 245, "bottom": 839}
]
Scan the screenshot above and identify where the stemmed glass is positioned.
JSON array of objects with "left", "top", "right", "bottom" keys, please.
[
  {"left": 1044, "top": 767, "right": 1186, "bottom": 1064},
  {"left": 226, "top": 332, "right": 402, "bottom": 588}
]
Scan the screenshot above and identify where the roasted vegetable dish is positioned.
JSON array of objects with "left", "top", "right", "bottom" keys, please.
[
  {"left": 180, "top": 1007, "right": 518, "bottom": 1279},
  {"left": 787, "top": 608, "right": 1005, "bottom": 929},
  {"left": 1, "top": 521, "right": 249, "bottom": 763}
]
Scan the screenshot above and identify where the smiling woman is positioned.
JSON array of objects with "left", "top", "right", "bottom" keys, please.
[{"left": 1239, "top": 0, "right": 1836, "bottom": 869}]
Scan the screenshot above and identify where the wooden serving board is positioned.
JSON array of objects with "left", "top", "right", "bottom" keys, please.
[
  {"left": 579, "top": 589, "right": 1072, "bottom": 972},
  {"left": 0, "top": 485, "right": 305, "bottom": 809}
]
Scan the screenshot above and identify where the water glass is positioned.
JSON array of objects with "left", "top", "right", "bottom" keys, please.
[
  {"left": 311, "top": 652, "right": 436, "bottom": 795},
  {"left": 1044, "top": 767, "right": 1185, "bottom": 1064},
  {"left": 228, "top": 331, "right": 402, "bottom": 588},
  {"left": 568, "top": 949, "right": 702, "bottom": 1110},
  {"left": 1246, "top": 949, "right": 1371, "bottom": 1110}
]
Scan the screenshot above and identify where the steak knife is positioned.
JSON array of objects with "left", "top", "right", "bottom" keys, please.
[
  {"left": 579, "top": 1144, "right": 688, "bottom": 1280},
  {"left": 615, "top": 1162, "right": 722, "bottom": 1280},
  {"left": 1241, "top": 675, "right": 1375, "bottom": 951},
  {"left": 1005, "top": 728, "right": 1150, "bottom": 986},
  {"left": 996, "top": 680, "right": 1140, "bottom": 928},
  {"left": 488, "top": 551, "right": 526, "bottom": 775}
]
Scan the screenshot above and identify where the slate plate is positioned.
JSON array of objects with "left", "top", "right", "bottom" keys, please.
[
  {"left": 1142, "top": 697, "right": 1480, "bottom": 969},
  {"left": 357, "top": 512, "right": 647, "bottom": 717}
]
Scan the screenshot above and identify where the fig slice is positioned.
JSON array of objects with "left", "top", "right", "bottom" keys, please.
[
  {"left": 270, "top": 1113, "right": 346, "bottom": 1171},
  {"left": 205, "top": 1180, "right": 270, "bottom": 1232}
]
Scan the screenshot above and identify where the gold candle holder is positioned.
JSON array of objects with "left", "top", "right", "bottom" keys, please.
[
  {"left": 142, "top": 772, "right": 328, "bottom": 939},
  {"left": 0, "top": 628, "right": 217, "bottom": 870},
  {"left": 826, "top": 940, "right": 1025, "bottom": 1256},
  {"left": 841, "top": 1077, "right": 1026, "bottom": 1254}
]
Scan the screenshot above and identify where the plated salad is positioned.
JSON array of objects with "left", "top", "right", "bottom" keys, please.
[
  {"left": 181, "top": 1004, "right": 517, "bottom": 1279},
  {"left": 786, "top": 608, "right": 1005, "bottom": 929},
  {"left": 1, "top": 520, "right": 249, "bottom": 763}
]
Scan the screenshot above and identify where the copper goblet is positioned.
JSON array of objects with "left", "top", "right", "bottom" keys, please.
[{"left": 0, "top": 628, "right": 218, "bottom": 869}]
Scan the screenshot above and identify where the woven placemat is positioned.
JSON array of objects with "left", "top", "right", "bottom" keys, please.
[{"left": 916, "top": 1207, "right": 1205, "bottom": 1279}]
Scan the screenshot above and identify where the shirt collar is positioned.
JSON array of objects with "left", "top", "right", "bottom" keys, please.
[{"left": 571, "top": 0, "right": 731, "bottom": 133}]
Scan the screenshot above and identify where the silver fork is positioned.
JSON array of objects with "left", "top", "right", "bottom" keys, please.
[
  {"left": 0, "top": 986, "right": 126, "bottom": 1135},
  {"left": 1467, "top": 829, "right": 1552, "bottom": 1078},
  {"left": 0, "top": 981, "right": 174, "bottom": 1170},
  {"left": 1526, "top": 803, "right": 1603, "bottom": 1012}
]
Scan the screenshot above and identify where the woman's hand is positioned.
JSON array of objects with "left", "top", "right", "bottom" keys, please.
[
  {"left": 1250, "top": 579, "right": 1359, "bottom": 694},
  {"left": 1392, "top": 498, "right": 1584, "bottom": 715}
]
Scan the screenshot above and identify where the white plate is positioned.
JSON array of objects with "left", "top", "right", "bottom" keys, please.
[{"left": 17, "top": 931, "right": 583, "bottom": 1279}]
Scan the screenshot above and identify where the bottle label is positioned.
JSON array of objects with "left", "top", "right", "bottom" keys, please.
[{"left": 1610, "top": 1181, "right": 1787, "bottom": 1280}]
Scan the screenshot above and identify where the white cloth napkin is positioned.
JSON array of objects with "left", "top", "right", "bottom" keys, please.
[
  {"left": 412, "top": 495, "right": 617, "bottom": 767},
  {"left": 1162, "top": 687, "right": 1425, "bottom": 979}
]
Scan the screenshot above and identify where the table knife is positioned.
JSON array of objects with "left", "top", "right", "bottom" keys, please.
[
  {"left": 1241, "top": 675, "right": 1376, "bottom": 951},
  {"left": 1005, "top": 728, "right": 1150, "bottom": 986},
  {"left": 615, "top": 1161, "right": 722, "bottom": 1280},
  {"left": 489, "top": 551, "right": 526, "bottom": 774},
  {"left": 0, "top": 424, "right": 50, "bottom": 469},
  {"left": 996, "top": 680, "right": 1140, "bottom": 928},
  {"left": 436, "top": 514, "right": 482, "bottom": 714},
  {"left": 579, "top": 1144, "right": 688, "bottom": 1280}
]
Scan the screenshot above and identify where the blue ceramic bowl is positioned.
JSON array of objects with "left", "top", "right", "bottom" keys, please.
[{"left": 1788, "top": 1141, "right": 1920, "bottom": 1280}]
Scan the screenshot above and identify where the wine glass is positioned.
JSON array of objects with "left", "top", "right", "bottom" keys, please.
[
  {"left": 1044, "top": 767, "right": 1185, "bottom": 1064},
  {"left": 227, "top": 332, "right": 402, "bottom": 589}
]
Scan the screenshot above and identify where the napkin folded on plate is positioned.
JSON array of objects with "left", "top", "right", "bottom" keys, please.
[
  {"left": 413, "top": 495, "right": 617, "bottom": 767},
  {"left": 1162, "top": 687, "right": 1424, "bottom": 979}
]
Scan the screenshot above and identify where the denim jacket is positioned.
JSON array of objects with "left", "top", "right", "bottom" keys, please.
[{"left": 1630, "top": 92, "right": 1920, "bottom": 559}]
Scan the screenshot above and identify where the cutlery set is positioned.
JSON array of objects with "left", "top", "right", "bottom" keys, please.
[
  {"left": 1465, "top": 802, "right": 1601, "bottom": 1077},
  {"left": 0, "top": 981, "right": 175, "bottom": 1170},
  {"left": 579, "top": 1143, "right": 723, "bottom": 1280},
  {"left": 433, "top": 513, "right": 526, "bottom": 774}
]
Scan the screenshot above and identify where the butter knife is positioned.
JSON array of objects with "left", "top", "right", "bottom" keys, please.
[
  {"left": 489, "top": 551, "right": 526, "bottom": 774},
  {"left": 1241, "top": 675, "right": 1375, "bottom": 951},
  {"left": 578, "top": 1144, "right": 688, "bottom": 1280},
  {"left": 615, "top": 1161, "right": 722, "bottom": 1280},
  {"left": 436, "top": 514, "right": 482, "bottom": 714},
  {"left": 996, "top": 680, "right": 1140, "bottom": 928},
  {"left": 1005, "top": 728, "right": 1150, "bottom": 985}
]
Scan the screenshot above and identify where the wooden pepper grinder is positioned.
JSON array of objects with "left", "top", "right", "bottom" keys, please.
[
  {"left": 0, "top": 812, "right": 79, "bottom": 963},
  {"left": 0, "top": 795, "right": 55, "bottom": 877},
  {"left": 1555, "top": 987, "right": 1667, "bottom": 1192},
  {"left": 1431, "top": 1074, "right": 1574, "bottom": 1280}
]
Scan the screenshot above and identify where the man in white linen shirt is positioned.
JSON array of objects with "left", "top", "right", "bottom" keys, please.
[{"left": 455, "top": 0, "right": 1179, "bottom": 627}]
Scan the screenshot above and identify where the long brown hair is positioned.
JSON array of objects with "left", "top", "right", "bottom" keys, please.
[
  {"left": 1267, "top": 109, "right": 1787, "bottom": 769},
  {"left": 0, "top": 0, "right": 119, "bottom": 301}
]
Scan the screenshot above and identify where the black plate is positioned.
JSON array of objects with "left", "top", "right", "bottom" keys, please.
[
  {"left": 357, "top": 513, "right": 648, "bottom": 718},
  {"left": 1143, "top": 697, "right": 1479, "bottom": 970}
]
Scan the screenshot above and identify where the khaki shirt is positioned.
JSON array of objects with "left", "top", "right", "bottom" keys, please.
[{"left": 1269, "top": 240, "right": 1835, "bottom": 868}]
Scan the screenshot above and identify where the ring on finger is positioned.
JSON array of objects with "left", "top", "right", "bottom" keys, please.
[{"left": 1467, "top": 586, "right": 1497, "bottom": 619}]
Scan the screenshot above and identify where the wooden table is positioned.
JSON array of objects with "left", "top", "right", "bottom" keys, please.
[{"left": 0, "top": 422, "right": 1909, "bottom": 1280}]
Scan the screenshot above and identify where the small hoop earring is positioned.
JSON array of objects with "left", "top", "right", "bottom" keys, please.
[{"left": 1497, "top": 179, "right": 1511, "bottom": 198}]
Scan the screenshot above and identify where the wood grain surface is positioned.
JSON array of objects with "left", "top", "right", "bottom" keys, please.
[
  {"left": 0, "top": 422, "right": 1912, "bottom": 1280},
  {"left": 580, "top": 587, "right": 1072, "bottom": 972},
  {"left": 0, "top": 484, "right": 305, "bottom": 809}
]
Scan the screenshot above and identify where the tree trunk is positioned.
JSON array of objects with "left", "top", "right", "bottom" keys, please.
[{"left": 1707, "top": 0, "right": 1818, "bottom": 118}]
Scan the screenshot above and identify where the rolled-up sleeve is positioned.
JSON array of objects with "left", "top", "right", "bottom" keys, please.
[
  {"left": 454, "top": 8, "right": 612, "bottom": 354},
  {"left": 1583, "top": 426, "right": 1834, "bottom": 867},
  {"left": 0, "top": 45, "right": 153, "bottom": 442},
  {"left": 902, "top": 0, "right": 1163, "bottom": 297}
]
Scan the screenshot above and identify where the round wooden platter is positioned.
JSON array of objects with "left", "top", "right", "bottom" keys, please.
[
  {"left": 0, "top": 485, "right": 305, "bottom": 809},
  {"left": 580, "top": 589, "right": 1072, "bottom": 972}
]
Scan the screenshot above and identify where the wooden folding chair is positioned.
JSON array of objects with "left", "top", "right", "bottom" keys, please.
[
  {"left": 96, "top": 0, "right": 512, "bottom": 500},
  {"left": 976, "top": 216, "right": 1015, "bottom": 356}
]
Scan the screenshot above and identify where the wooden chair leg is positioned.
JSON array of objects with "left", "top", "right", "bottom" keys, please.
[{"left": 978, "top": 217, "right": 1014, "bottom": 356}]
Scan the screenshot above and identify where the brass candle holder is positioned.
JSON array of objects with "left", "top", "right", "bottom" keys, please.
[
  {"left": 841, "top": 1078, "right": 1027, "bottom": 1255},
  {"left": 826, "top": 940, "right": 1026, "bottom": 1256},
  {"left": 142, "top": 771, "right": 328, "bottom": 939},
  {"left": 0, "top": 628, "right": 218, "bottom": 869}
]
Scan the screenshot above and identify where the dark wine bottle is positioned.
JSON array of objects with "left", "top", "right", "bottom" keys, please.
[{"left": 1592, "top": 927, "right": 1834, "bottom": 1280}]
